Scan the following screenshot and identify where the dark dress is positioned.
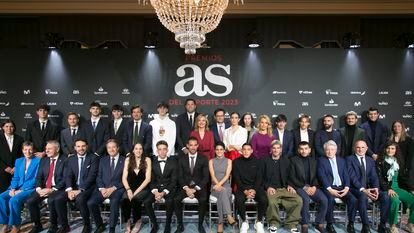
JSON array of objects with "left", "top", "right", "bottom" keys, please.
[
  {"left": 122, "top": 167, "right": 149, "bottom": 222},
  {"left": 396, "top": 137, "right": 414, "bottom": 191}
]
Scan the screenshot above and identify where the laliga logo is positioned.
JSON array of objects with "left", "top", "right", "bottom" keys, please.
[{"left": 174, "top": 64, "right": 233, "bottom": 97}]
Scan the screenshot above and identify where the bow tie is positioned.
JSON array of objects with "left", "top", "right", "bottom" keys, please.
[{"left": 158, "top": 160, "right": 166, "bottom": 163}]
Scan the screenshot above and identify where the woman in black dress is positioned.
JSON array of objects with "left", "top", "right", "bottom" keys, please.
[{"left": 122, "top": 143, "right": 152, "bottom": 233}]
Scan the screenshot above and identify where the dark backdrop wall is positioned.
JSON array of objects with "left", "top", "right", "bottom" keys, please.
[{"left": 0, "top": 48, "right": 413, "bottom": 135}]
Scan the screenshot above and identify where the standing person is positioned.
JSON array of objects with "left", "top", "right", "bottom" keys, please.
[
  {"left": 110, "top": 105, "right": 127, "bottom": 156},
  {"left": 234, "top": 143, "right": 268, "bottom": 233},
  {"left": 292, "top": 115, "right": 315, "bottom": 156},
  {"left": 26, "top": 140, "right": 67, "bottom": 233},
  {"left": 360, "top": 107, "right": 390, "bottom": 160},
  {"left": 175, "top": 99, "right": 199, "bottom": 157},
  {"left": 262, "top": 141, "right": 301, "bottom": 233},
  {"left": 346, "top": 140, "right": 390, "bottom": 233},
  {"left": 250, "top": 115, "right": 275, "bottom": 159},
  {"left": 25, "top": 104, "right": 60, "bottom": 158},
  {"left": 223, "top": 112, "right": 247, "bottom": 160},
  {"left": 190, "top": 114, "right": 215, "bottom": 159},
  {"left": 144, "top": 140, "right": 177, "bottom": 233},
  {"left": 60, "top": 112, "right": 85, "bottom": 156},
  {"left": 210, "top": 108, "right": 229, "bottom": 144},
  {"left": 150, "top": 102, "right": 176, "bottom": 157},
  {"left": 0, "top": 120, "right": 24, "bottom": 193},
  {"left": 87, "top": 139, "right": 125, "bottom": 233},
  {"left": 317, "top": 140, "right": 357, "bottom": 233},
  {"left": 314, "top": 115, "right": 342, "bottom": 157},
  {"left": 0, "top": 141, "right": 40, "bottom": 233},
  {"left": 289, "top": 142, "right": 327, "bottom": 233},
  {"left": 389, "top": 120, "right": 414, "bottom": 192},
  {"left": 273, "top": 114, "right": 294, "bottom": 158},
  {"left": 376, "top": 141, "right": 414, "bottom": 233},
  {"left": 339, "top": 111, "right": 367, "bottom": 157},
  {"left": 240, "top": 112, "right": 257, "bottom": 143},
  {"left": 121, "top": 143, "right": 152, "bottom": 233},
  {"left": 123, "top": 105, "right": 153, "bottom": 155},
  {"left": 209, "top": 142, "right": 235, "bottom": 233},
  {"left": 84, "top": 102, "right": 110, "bottom": 156}
]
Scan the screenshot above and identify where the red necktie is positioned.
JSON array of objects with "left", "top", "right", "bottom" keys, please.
[{"left": 46, "top": 159, "right": 56, "bottom": 188}]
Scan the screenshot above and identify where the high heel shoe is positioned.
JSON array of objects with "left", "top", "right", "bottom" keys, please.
[{"left": 226, "top": 215, "right": 236, "bottom": 226}]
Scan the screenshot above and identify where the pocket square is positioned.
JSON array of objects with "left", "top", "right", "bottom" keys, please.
[{"left": 87, "top": 165, "right": 91, "bottom": 168}]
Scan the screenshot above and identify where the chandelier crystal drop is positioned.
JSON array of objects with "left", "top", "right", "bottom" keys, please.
[{"left": 140, "top": 0, "right": 244, "bottom": 54}]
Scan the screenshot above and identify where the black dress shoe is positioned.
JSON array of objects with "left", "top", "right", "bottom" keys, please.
[
  {"left": 150, "top": 224, "right": 159, "bottom": 233},
  {"left": 314, "top": 224, "right": 325, "bottom": 233},
  {"left": 198, "top": 225, "right": 206, "bottom": 233},
  {"left": 94, "top": 224, "right": 106, "bottom": 233},
  {"left": 82, "top": 225, "right": 92, "bottom": 233},
  {"left": 47, "top": 225, "right": 58, "bottom": 233},
  {"left": 377, "top": 224, "right": 389, "bottom": 233},
  {"left": 56, "top": 226, "right": 70, "bottom": 233},
  {"left": 301, "top": 225, "right": 309, "bottom": 233},
  {"left": 108, "top": 228, "right": 115, "bottom": 233},
  {"left": 164, "top": 224, "right": 171, "bottom": 233},
  {"left": 361, "top": 224, "right": 371, "bottom": 233},
  {"left": 347, "top": 223, "right": 355, "bottom": 233},
  {"left": 326, "top": 224, "right": 337, "bottom": 233},
  {"left": 174, "top": 224, "right": 184, "bottom": 233},
  {"left": 29, "top": 224, "right": 43, "bottom": 233}
]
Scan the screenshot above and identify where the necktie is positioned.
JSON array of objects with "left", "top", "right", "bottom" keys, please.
[
  {"left": 189, "top": 115, "right": 193, "bottom": 128},
  {"left": 219, "top": 125, "right": 224, "bottom": 141},
  {"left": 46, "top": 159, "right": 56, "bottom": 188},
  {"left": 77, "top": 157, "right": 84, "bottom": 185},
  {"left": 158, "top": 160, "right": 166, "bottom": 163},
  {"left": 41, "top": 122, "right": 45, "bottom": 131},
  {"left": 7, "top": 136, "right": 12, "bottom": 152},
  {"left": 133, "top": 121, "right": 139, "bottom": 144},
  {"left": 110, "top": 158, "right": 115, "bottom": 177},
  {"left": 190, "top": 156, "right": 195, "bottom": 175},
  {"left": 360, "top": 157, "right": 367, "bottom": 187},
  {"left": 72, "top": 128, "right": 76, "bottom": 137},
  {"left": 114, "top": 121, "right": 118, "bottom": 135},
  {"left": 92, "top": 121, "right": 97, "bottom": 131},
  {"left": 330, "top": 159, "right": 342, "bottom": 186}
]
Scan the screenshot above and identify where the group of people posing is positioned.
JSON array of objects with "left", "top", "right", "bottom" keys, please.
[{"left": 0, "top": 98, "right": 413, "bottom": 233}]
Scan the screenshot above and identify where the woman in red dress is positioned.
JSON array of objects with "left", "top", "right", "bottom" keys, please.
[{"left": 190, "top": 114, "right": 215, "bottom": 159}]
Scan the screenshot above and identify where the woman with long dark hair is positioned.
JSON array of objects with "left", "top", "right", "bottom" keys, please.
[{"left": 240, "top": 112, "right": 257, "bottom": 143}]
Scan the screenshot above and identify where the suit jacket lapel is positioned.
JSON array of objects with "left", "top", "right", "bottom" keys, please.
[
  {"left": 114, "top": 158, "right": 123, "bottom": 176},
  {"left": 0, "top": 134, "right": 9, "bottom": 151}
]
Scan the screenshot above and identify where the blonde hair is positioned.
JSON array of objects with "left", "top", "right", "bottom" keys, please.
[
  {"left": 256, "top": 114, "right": 273, "bottom": 137},
  {"left": 194, "top": 114, "right": 210, "bottom": 131}
]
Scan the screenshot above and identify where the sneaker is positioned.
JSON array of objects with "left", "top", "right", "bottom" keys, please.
[
  {"left": 254, "top": 221, "right": 265, "bottom": 233},
  {"left": 291, "top": 228, "right": 300, "bottom": 233},
  {"left": 268, "top": 226, "right": 278, "bottom": 233},
  {"left": 240, "top": 221, "right": 249, "bottom": 233}
]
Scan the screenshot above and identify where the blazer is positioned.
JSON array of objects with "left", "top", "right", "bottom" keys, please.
[
  {"left": 36, "top": 155, "right": 67, "bottom": 190},
  {"left": 175, "top": 112, "right": 200, "bottom": 151},
  {"left": 292, "top": 129, "right": 315, "bottom": 156},
  {"left": 109, "top": 119, "right": 127, "bottom": 155},
  {"left": 273, "top": 129, "right": 294, "bottom": 157},
  {"left": 339, "top": 126, "right": 367, "bottom": 157},
  {"left": 65, "top": 153, "right": 99, "bottom": 191},
  {"left": 96, "top": 155, "right": 125, "bottom": 190},
  {"left": 317, "top": 156, "right": 350, "bottom": 189},
  {"left": 9, "top": 156, "right": 40, "bottom": 191},
  {"left": 375, "top": 158, "right": 394, "bottom": 192},
  {"left": 60, "top": 127, "right": 87, "bottom": 156},
  {"left": 150, "top": 157, "right": 178, "bottom": 194},
  {"left": 123, "top": 120, "right": 153, "bottom": 155},
  {"left": 25, "top": 120, "right": 60, "bottom": 153},
  {"left": 0, "top": 133, "right": 24, "bottom": 191},
  {"left": 84, "top": 118, "right": 110, "bottom": 156},
  {"left": 288, "top": 155, "right": 319, "bottom": 189},
  {"left": 346, "top": 154, "right": 379, "bottom": 190},
  {"left": 360, "top": 121, "right": 390, "bottom": 155},
  {"left": 261, "top": 156, "right": 290, "bottom": 190},
  {"left": 177, "top": 154, "right": 209, "bottom": 190},
  {"left": 314, "top": 129, "right": 342, "bottom": 157},
  {"left": 210, "top": 122, "right": 230, "bottom": 144}
]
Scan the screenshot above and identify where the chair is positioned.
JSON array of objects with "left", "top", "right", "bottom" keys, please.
[
  {"left": 208, "top": 194, "right": 235, "bottom": 230},
  {"left": 182, "top": 197, "right": 200, "bottom": 223},
  {"left": 237, "top": 199, "right": 258, "bottom": 225}
]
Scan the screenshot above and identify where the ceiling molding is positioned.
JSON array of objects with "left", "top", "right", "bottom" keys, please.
[{"left": 0, "top": 1, "right": 414, "bottom": 14}]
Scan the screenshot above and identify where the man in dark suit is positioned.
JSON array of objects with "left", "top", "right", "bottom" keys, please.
[
  {"left": 84, "top": 102, "right": 110, "bottom": 156},
  {"left": 144, "top": 140, "right": 177, "bottom": 233},
  {"left": 314, "top": 115, "right": 342, "bottom": 157},
  {"left": 210, "top": 108, "right": 229, "bottom": 144},
  {"left": 56, "top": 139, "right": 99, "bottom": 233},
  {"left": 175, "top": 99, "right": 199, "bottom": 157},
  {"left": 109, "top": 105, "right": 127, "bottom": 156},
  {"left": 25, "top": 104, "right": 60, "bottom": 158},
  {"left": 60, "top": 112, "right": 85, "bottom": 156},
  {"left": 289, "top": 141, "right": 327, "bottom": 233},
  {"left": 339, "top": 111, "right": 367, "bottom": 157},
  {"left": 123, "top": 105, "right": 153, "bottom": 155},
  {"left": 26, "top": 140, "right": 67, "bottom": 233},
  {"left": 346, "top": 140, "right": 390, "bottom": 233},
  {"left": 359, "top": 107, "right": 390, "bottom": 160},
  {"left": 87, "top": 139, "right": 125, "bottom": 233},
  {"left": 174, "top": 136, "right": 209, "bottom": 233},
  {"left": 317, "top": 140, "right": 357, "bottom": 233},
  {"left": 0, "top": 120, "right": 24, "bottom": 192},
  {"left": 273, "top": 114, "right": 294, "bottom": 157},
  {"left": 292, "top": 115, "right": 315, "bottom": 156}
]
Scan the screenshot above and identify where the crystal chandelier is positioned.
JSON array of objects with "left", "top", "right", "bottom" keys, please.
[{"left": 140, "top": 0, "right": 244, "bottom": 54}]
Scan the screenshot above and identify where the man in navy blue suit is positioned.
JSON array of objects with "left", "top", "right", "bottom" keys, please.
[
  {"left": 88, "top": 139, "right": 125, "bottom": 233},
  {"left": 56, "top": 139, "right": 99, "bottom": 233},
  {"left": 314, "top": 115, "right": 342, "bottom": 157},
  {"left": 175, "top": 99, "right": 199, "bottom": 157},
  {"left": 317, "top": 140, "right": 357, "bottom": 233},
  {"left": 84, "top": 102, "right": 110, "bottom": 156},
  {"left": 359, "top": 107, "right": 390, "bottom": 160},
  {"left": 123, "top": 105, "right": 153, "bottom": 155},
  {"left": 210, "top": 108, "right": 229, "bottom": 144},
  {"left": 346, "top": 140, "right": 390, "bottom": 233},
  {"left": 273, "top": 114, "right": 294, "bottom": 157}
]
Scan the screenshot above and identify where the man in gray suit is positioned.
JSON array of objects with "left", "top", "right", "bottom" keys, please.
[
  {"left": 339, "top": 111, "right": 367, "bottom": 157},
  {"left": 60, "top": 112, "right": 85, "bottom": 156}
]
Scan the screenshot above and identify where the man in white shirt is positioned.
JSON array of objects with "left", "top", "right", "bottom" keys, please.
[{"left": 150, "top": 102, "right": 176, "bottom": 156}]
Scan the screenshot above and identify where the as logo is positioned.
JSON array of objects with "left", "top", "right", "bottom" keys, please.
[{"left": 174, "top": 64, "right": 233, "bottom": 97}]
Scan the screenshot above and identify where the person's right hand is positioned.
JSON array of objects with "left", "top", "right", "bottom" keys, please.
[
  {"left": 127, "top": 190, "right": 134, "bottom": 200},
  {"left": 388, "top": 189, "right": 398, "bottom": 197},
  {"left": 328, "top": 188, "right": 341, "bottom": 197},
  {"left": 267, "top": 187, "right": 276, "bottom": 196}
]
